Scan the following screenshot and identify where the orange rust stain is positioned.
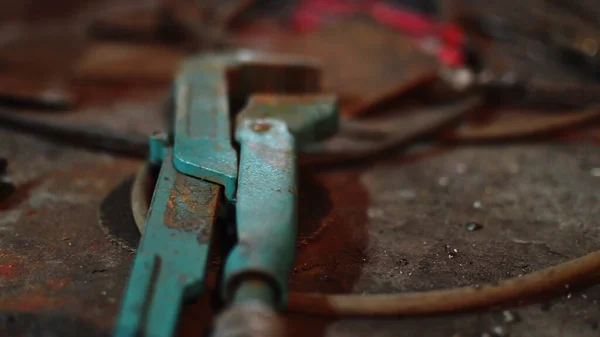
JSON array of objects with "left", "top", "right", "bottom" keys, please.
[
  {"left": 252, "top": 94, "right": 332, "bottom": 106},
  {"left": 165, "top": 195, "right": 177, "bottom": 228},
  {"left": 252, "top": 95, "right": 279, "bottom": 105},
  {"left": 291, "top": 168, "right": 369, "bottom": 294},
  {"left": 251, "top": 121, "right": 272, "bottom": 132},
  {"left": 45, "top": 278, "right": 71, "bottom": 290},
  {"left": 0, "top": 262, "right": 20, "bottom": 280},
  {"left": 0, "top": 292, "right": 63, "bottom": 312}
]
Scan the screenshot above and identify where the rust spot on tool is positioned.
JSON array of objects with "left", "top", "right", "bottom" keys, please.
[{"left": 163, "top": 174, "right": 220, "bottom": 241}]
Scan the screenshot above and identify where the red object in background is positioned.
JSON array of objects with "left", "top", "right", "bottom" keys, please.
[
  {"left": 437, "top": 24, "right": 466, "bottom": 67},
  {"left": 291, "top": 10, "right": 324, "bottom": 33},
  {"left": 290, "top": 0, "right": 466, "bottom": 67},
  {"left": 438, "top": 43, "right": 465, "bottom": 67},
  {"left": 441, "top": 23, "right": 465, "bottom": 47},
  {"left": 291, "top": 0, "right": 438, "bottom": 36}
]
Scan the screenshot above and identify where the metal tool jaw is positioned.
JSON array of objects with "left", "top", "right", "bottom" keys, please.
[
  {"left": 114, "top": 50, "right": 338, "bottom": 337},
  {"left": 172, "top": 51, "right": 325, "bottom": 201}
]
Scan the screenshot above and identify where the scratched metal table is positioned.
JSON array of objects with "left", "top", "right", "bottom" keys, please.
[{"left": 2, "top": 118, "right": 600, "bottom": 337}]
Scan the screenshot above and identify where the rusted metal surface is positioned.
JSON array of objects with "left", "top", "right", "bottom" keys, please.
[
  {"left": 445, "top": 104, "right": 600, "bottom": 142},
  {"left": 0, "top": 131, "right": 138, "bottom": 336},
  {"left": 88, "top": 4, "right": 171, "bottom": 44},
  {"left": 88, "top": 0, "right": 256, "bottom": 47},
  {"left": 0, "top": 37, "right": 80, "bottom": 109},
  {"left": 184, "top": 141, "right": 600, "bottom": 337},
  {"left": 163, "top": 0, "right": 257, "bottom": 48},
  {"left": 233, "top": 18, "right": 439, "bottom": 117},
  {"left": 163, "top": 174, "right": 220, "bottom": 234},
  {"left": 114, "top": 155, "right": 221, "bottom": 337},
  {"left": 4, "top": 117, "right": 600, "bottom": 337},
  {"left": 74, "top": 43, "right": 186, "bottom": 84}
]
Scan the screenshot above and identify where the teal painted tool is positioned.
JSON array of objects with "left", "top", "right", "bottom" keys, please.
[
  {"left": 172, "top": 52, "right": 323, "bottom": 201},
  {"left": 224, "top": 95, "right": 337, "bottom": 308},
  {"left": 114, "top": 50, "right": 338, "bottom": 337},
  {"left": 115, "top": 152, "right": 221, "bottom": 337}
]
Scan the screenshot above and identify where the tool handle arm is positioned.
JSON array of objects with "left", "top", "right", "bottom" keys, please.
[{"left": 223, "top": 119, "right": 298, "bottom": 308}]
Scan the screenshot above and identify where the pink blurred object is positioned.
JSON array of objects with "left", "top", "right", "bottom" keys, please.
[
  {"left": 290, "top": 0, "right": 467, "bottom": 67},
  {"left": 291, "top": 0, "right": 437, "bottom": 35}
]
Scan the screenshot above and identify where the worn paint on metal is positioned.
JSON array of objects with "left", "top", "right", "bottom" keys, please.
[
  {"left": 237, "top": 95, "right": 339, "bottom": 147},
  {"left": 225, "top": 119, "right": 297, "bottom": 307},
  {"left": 172, "top": 72, "right": 238, "bottom": 200},
  {"left": 163, "top": 173, "right": 219, "bottom": 244},
  {"left": 114, "top": 154, "right": 220, "bottom": 337},
  {"left": 118, "top": 51, "right": 338, "bottom": 336},
  {"left": 148, "top": 131, "right": 168, "bottom": 166},
  {"left": 172, "top": 50, "right": 321, "bottom": 201},
  {"left": 171, "top": 51, "right": 338, "bottom": 311},
  {"left": 222, "top": 93, "right": 338, "bottom": 308}
]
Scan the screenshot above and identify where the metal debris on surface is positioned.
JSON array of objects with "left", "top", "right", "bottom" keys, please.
[
  {"left": 502, "top": 310, "right": 521, "bottom": 324},
  {"left": 465, "top": 222, "right": 483, "bottom": 231},
  {"left": 491, "top": 326, "right": 507, "bottom": 337},
  {"left": 445, "top": 245, "right": 459, "bottom": 259}
]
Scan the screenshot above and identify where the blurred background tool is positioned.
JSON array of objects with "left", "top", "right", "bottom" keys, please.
[{"left": 88, "top": 0, "right": 258, "bottom": 48}]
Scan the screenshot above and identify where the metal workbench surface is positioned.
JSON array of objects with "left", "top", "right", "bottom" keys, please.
[{"left": 2, "top": 126, "right": 600, "bottom": 336}]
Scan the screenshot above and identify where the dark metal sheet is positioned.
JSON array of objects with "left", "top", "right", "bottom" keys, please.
[{"left": 233, "top": 19, "right": 439, "bottom": 117}]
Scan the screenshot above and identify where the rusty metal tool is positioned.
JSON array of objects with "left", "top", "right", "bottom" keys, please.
[{"left": 114, "top": 50, "right": 338, "bottom": 337}]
